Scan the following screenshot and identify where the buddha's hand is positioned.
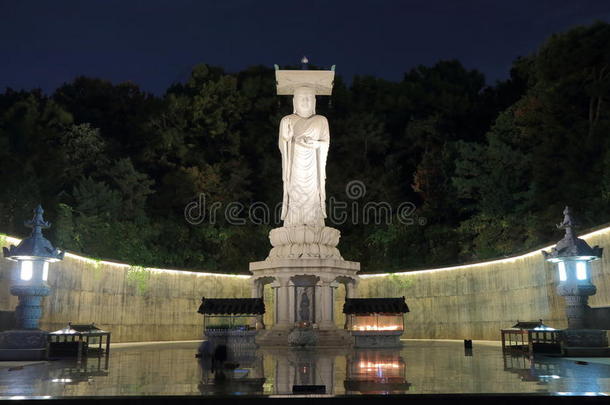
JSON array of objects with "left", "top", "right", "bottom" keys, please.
[
  {"left": 306, "top": 137, "right": 323, "bottom": 148},
  {"left": 297, "top": 136, "right": 317, "bottom": 148},
  {"left": 280, "top": 117, "right": 293, "bottom": 140}
]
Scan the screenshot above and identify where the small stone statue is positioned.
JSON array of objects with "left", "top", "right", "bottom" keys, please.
[{"left": 299, "top": 291, "right": 310, "bottom": 322}]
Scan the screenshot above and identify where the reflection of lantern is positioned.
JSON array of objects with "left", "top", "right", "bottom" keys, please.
[
  {"left": 0, "top": 205, "right": 64, "bottom": 360},
  {"left": 343, "top": 298, "right": 409, "bottom": 348},
  {"left": 542, "top": 207, "right": 602, "bottom": 329},
  {"left": 344, "top": 350, "right": 410, "bottom": 394}
]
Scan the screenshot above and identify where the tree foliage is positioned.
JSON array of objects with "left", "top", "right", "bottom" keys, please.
[{"left": 0, "top": 22, "right": 608, "bottom": 273}]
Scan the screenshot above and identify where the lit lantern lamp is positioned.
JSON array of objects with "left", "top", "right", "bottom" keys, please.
[
  {"left": 0, "top": 205, "right": 64, "bottom": 360},
  {"left": 542, "top": 206, "right": 602, "bottom": 330}
]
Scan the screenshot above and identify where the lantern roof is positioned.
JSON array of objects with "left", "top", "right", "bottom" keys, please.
[
  {"left": 3, "top": 205, "right": 64, "bottom": 262},
  {"left": 542, "top": 206, "right": 603, "bottom": 262}
]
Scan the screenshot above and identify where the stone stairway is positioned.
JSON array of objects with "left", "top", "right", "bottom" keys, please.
[
  {"left": 255, "top": 329, "right": 290, "bottom": 346},
  {"left": 256, "top": 328, "right": 353, "bottom": 347},
  {"left": 317, "top": 329, "right": 353, "bottom": 346}
]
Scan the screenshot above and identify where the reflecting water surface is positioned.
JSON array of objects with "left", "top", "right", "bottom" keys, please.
[{"left": 1, "top": 340, "right": 610, "bottom": 397}]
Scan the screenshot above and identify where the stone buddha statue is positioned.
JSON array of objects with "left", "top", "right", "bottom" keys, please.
[
  {"left": 266, "top": 67, "right": 342, "bottom": 260},
  {"left": 279, "top": 86, "right": 329, "bottom": 227}
]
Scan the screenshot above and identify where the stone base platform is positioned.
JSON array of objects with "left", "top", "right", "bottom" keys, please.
[
  {"left": 558, "top": 329, "right": 610, "bottom": 357},
  {"left": 250, "top": 224, "right": 360, "bottom": 346},
  {"left": 0, "top": 329, "right": 48, "bottom": 361},
  {"left": 249, "top": 257, "right": 359, "bottom": 286},
  {"left": 353, "top": 331, "right": 403, "bottom": 348},
  {"left": 562, "top": 346, "right": 610, "bottom": 357},
  {"left": 0, "top": 348, "right": 47, "bottom": 361},
  {"left": 256, "top": 328, "right": 353, "bottom": 347},
  {"left": 250, "top": 257, "right": 359, "bottom": 335},
  {"left": 204, "top": 329, "right": 258, "bottom": 349}
]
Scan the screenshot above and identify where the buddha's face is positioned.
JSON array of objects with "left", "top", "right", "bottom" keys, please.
[{"left": 293, "top": 87, "right": 316, "bottom": 117}]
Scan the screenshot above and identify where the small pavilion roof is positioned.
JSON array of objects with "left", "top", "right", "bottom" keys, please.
[
  {"left": 50, "top": 322, "right": 108, "bottom": 335},
  {"left": 343, "top": 297, "right": 409, "bottom": 315},
  {"left": 198, "top": 298, "right": 265, "bottom": 315},
  {"left": 509, "top": 320, "right": 554, "bottom": 330}
]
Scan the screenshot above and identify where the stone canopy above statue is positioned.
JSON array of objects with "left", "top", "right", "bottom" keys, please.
[{"left": 275, "top": 66, "right": 335, "bottom": 95}]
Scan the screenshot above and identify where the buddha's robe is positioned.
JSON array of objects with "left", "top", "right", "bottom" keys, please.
[{"left": 279, "top": 114, "right": 329, "bottom": 227}]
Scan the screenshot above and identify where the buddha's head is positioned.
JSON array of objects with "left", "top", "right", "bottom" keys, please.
[{"left": 293, "top": 86, "right": 316, "bottom": 117}]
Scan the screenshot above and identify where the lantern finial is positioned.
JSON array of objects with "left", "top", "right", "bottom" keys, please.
[
  {"left": 25, "top": 204, "right": 50, "bottom": 235},
  {"left": 557, "top": 206, "right": 577, "bottom": 239},
  {"left": 3, "top": 204, "right": 63, "bottom": 261},
  {"left": 542, "top": 206, "right": 602, "bottom": 262}
]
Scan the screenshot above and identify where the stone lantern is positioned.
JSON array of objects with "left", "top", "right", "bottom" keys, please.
[
  {"left": 0, "top": 205, "right": 64, "bottom": 360},
  {"left": 542, "top": 206, "right": 609, "bottom": 356},
  {"left": 542, "top": 206, "right": 602, "bottom": 329}
]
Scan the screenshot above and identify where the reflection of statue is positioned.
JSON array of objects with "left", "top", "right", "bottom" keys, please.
[
  {"left": 279, "top": 86, "right": 329, "bottom": 227},
  {"left": 299, "top": 291, "right": 310, "bottom": 321}
]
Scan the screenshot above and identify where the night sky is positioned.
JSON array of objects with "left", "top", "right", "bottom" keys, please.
[{"left": 1, "top": 0, "right": 610, "bottom": 95}]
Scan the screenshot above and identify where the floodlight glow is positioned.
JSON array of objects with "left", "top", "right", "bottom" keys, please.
[
  {"left": 51, "top": 378, "right": 73, "bottom": 383},
  {"left": 42, "top": 262, "right": 49, "bottom": 281},
  {"left": 20, "top": 261, "right": 33, "bottom": 281},
  {"left": 576, "top": 261, "right": 587, "bottom": 280},
  {"left": 358, "top": 361, "right": 400, "bottom": 369},
  {"left": 354, "top": 325, "right": 400, "bottom": 331},
  {"left": 558, "top": 262, "right": 567, "bottom": 281}
]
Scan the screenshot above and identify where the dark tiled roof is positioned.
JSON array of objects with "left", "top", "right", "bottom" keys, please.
[
  {"left": 343, "top": 297, "right": 409, "bottom": 314},
  {"left": 511, "top": 320, "right": 551, "bottom": 330},
  {"left": 50, "top": 322, "right": 109, "bottom": 335},
  {"left": 70, "top": 323, "right": 102, "bottom": 332},
  {"left": 198, "top": 298, "right": 265, "bottom": 315}
]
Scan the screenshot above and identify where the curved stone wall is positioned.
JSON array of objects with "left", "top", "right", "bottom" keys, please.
[
  {"left": 2, "top": 225, "right": 610, "bottom": 342},
  {"left": 358, "top": 225, "right": 610, "bottom": 340}
]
